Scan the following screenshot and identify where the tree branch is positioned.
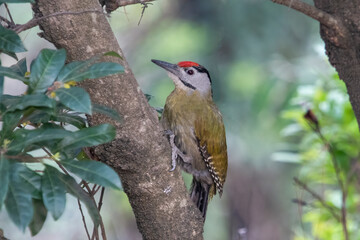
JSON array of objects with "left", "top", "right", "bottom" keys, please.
[
  {"left": 271, "top": 0, "right": 349, "bottom": 47},
  {"left": 13, "top": 9, "right": 103, "bottom": 33},
  {"left": 293, "top": 177, "right": 341, "bottom": 221}
]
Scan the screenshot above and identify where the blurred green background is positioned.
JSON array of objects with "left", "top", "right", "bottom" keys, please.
[{"left": 0, "top": 0, "right": 345, "bottom": 239}]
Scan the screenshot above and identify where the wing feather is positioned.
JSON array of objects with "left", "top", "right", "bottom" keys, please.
[{"left": 194, "top": 103, "right": 228, "bottom": 196}]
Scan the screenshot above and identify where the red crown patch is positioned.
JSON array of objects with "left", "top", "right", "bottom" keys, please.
[{"left": 177, "top": 61, "right": 200, "bottom": 68}]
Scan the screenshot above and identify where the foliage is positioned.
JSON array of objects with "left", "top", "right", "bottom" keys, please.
[
  {"left": 0, "top": 24, "right": 124, "bottom": 235},
  {"left": 281, "top": 73, "right": 360, "bottom": 239}
]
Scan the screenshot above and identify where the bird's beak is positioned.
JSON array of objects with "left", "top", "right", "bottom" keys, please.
[{"left": 151, "top": 59, "right": 180, "bottom": 77}]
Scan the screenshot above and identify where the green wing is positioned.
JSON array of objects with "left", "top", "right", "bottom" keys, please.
[{"left": 194, "top": 102, "right": 228, "bottom": 196}]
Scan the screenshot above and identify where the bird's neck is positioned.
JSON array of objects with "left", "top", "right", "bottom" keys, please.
[{"left": 173, "top": 87, "right": 212, "bottom": 101}]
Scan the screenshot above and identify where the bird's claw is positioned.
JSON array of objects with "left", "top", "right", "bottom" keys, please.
[
  {"left": 169, "top": 160, "right": 177, "bottom": 172},
  {"left": 163, "top": 129, "right": 173, "bottom": 136},
  {"left": 164, "top": 129, "right": 192, "bottom": 171},
  {"left": 167, "top": 130, "right": 178, "bottom": 171}
]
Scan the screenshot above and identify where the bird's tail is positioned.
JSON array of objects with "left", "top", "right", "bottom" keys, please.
[{"left": 190, "top": 178, "right": 212, "bottom": 219}]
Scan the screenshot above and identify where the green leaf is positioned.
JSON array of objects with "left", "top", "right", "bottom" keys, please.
[
  {"left": 57, "top": 173, "right": 100, "bottom": 226},
  {"left": 51, "top": 111, "right": 86, "bottom": 129},
  {"left": 0, "top": 155, "right": 10, "bottom": 209},
  {"left": 7, "top": 94, "right": 55, "bottom": 112},
  {"left": 5, "top": 184, "right": 33, "bottom": 231},
  {"left": 1, "top": 49, "right": 18, "bottom": 60},
  {"left": 55, "top": 87, "right": 91, "bottom": 114},
  {"left": 155, "top": 107, "right": 163, "bottom": 115},
  {"left": 8, "top": 126, "right": 71, "bottom": 152},
  {"left": 0, "top": 25, "right": 26, "bottom": 53},
  {"left": 144, "top": 93, "right": 152, "bottom": 102},
  {"left": 57, "top": 58, "right": 96, "bottom": 83},
  {"left": 92, "top": 103, "right": 122, "bottom": 122},
  {"left": 103, "top": 51, "right": 123, "bottom": 59},
  {"left": 28, "top": 49, "right": 66, "bottom": 94},
  {"left": 42, "top": 165, "right": 66, "bottom": 220},
  {"left": 0, "top": 110, "right": 22, "bottom": 141},
  {"left": 25, "top": 108, "right": 52, "bottom": 124},
  {"left": 0, "top": 94, "right": 20, "bottom": 108},
  {"left": 5, "top": 162, "right": 34, "bottom": 231},
  {"left": 10, "top": 58, "right": 27, "bottom": 77},
  {"left": 57, "top": 60, "right": 123, "bottom": 83},
  {"left": 29, "top": 199, "right": 47, "bottom": 236},
  {"left": 0, "top": 65, "right": 27, "bottom": 82},
  {"left": 14, "top": 163, "right": 41, "bottom": 199},
  {"left": 62, "top": 159, "right": 122, "bottom": 189},
  {"left": 86, "top": 62, "right": 124, "bottom": 79},
  {"left": 57, "top": 124, "right": 116, "bottom": 151}
]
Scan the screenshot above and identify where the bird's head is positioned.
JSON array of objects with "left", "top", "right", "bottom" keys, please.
[{"left": 151, "top": 59, "right": 212, "bottom": 96}]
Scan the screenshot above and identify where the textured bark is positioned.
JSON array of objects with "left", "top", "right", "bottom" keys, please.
[
  {"left": 33, "top": 0, "right": 204, "bottom": 239},
  {"left": 313, "top": 0, "right": 360, "bottom": 128}
]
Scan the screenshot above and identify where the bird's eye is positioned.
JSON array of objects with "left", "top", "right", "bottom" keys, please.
[{"left": 187, "top": 69, "right": 194, "bottom": 75}]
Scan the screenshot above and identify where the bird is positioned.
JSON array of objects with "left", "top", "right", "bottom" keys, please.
[{"left": 151, "top": 59, "right": 228, "bottom": 219}]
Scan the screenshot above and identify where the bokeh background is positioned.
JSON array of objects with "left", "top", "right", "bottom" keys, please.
[{"left": 0, "top": 0, "right": 339, "bottom": 239}]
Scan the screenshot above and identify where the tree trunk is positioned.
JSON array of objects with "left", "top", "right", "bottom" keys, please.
[
  {"left": 313, "top": 0, "right": 360, "bottom": 128},
  {"left": 33, "top": 0, "right": 204, "bottom": 239}
]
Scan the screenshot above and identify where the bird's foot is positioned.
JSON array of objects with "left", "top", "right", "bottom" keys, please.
[
  {"left": 164, "top": 129, "right": 192, "bottom": 171},
  {"left": 167, "top": 130, "right": 178, "bottom": 172}
]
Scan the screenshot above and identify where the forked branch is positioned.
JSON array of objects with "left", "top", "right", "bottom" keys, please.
[{"left": 271, "top": 0, "right": 349, "bottom": 47}]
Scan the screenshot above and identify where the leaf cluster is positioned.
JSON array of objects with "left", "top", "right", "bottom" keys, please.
[
  {"left": 280, "top": 74, "right": 360, "bottom": 239},
  {"left": 0, "top": 24, "right": 123, "bottom": 235}
]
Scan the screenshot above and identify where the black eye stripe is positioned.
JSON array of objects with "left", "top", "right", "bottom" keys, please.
[{"left": 180, "top": 80, "right": 196, "bottom": 90}]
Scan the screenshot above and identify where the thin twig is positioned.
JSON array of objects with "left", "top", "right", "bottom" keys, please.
[
  {"left": 104, "top": 0, "right": 154, "bottom": 13},
  {"left": 42, "top": 147, "right": 71, "bottom": 175},
  {"left": 78, "top": 199, "right": 91, "bottom": 240},
  {"left": 93, "top": 185, "right": 102, "bottom": 195},
  {"left": 4, "top": 4, "right": 14, "bottom": 25},
  {"left": 98, "top": 187, "right": 105, "bottom": 211},
  {"left": 293, "top": 177, "right": 341, "bottom": 221},
  {"left": 99, "top": 215, "right": 107, "bottom": 240},
  {"left": 118, "top": 0, "right": 154, "bottom": 7},
  {"left": 92, "top": 184, "right": 98, "bottom": 194},
  {"left": 40, "top": 143, "right": 107, "bottom": 239},
  {"left": 271, "top": 0, "right": 349, "bottom": 47},
  {"left": 306, "top": 120, "right": 349, "bottom": 240},
  {"left": 138, "top": 2, "right": 152, "bottom": 26},
  {"left": 98, "top": 187, "right": 107, "bottom": 240},
  {"left": 81, "top": 180, "right": 93, "bottom": 195},
  {"left": 4, "top": 154, "right": 51, "bottom": 162},
  {"left": 0, "top": 15, "right": 13, "bottom": 27},
  {"left": 341, "top": 190, "right": 348, "bottom": 240},
  {"left": 91, "top": 227, "right": 99, "bottom": 240},
  {"left": 295, "top": 189, "right": 306, "bottom": 237},
  {"left": 13, "top": 9, "right": 103, "bottom": 33}
]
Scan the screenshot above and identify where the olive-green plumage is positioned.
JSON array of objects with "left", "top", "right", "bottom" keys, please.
[
  {"left": 151, "top": 59, "right": 228, "bottom": 218},
  {"left": 161, "top": 89, "right": 228, "bottom": 198}
]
